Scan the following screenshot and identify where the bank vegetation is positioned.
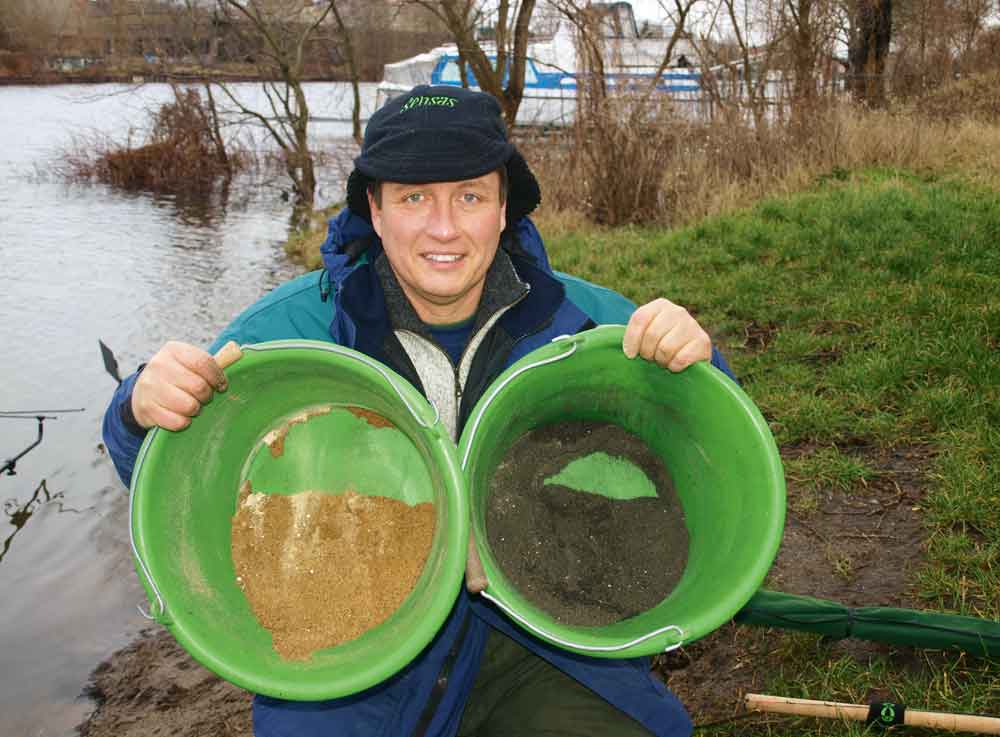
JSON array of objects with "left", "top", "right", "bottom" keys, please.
[
  {"left": 528, "top": 72, "right": 1000, "bottom": 231},
  {"left": 59, "top": 85, "right": 251, "bottom": 192},
  {"left": 284, "top": 70, "right": 1000, "bottom": 270}
]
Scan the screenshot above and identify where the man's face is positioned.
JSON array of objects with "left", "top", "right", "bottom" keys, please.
[{"left": 369, "top": 172, "right": 506, "bottom": 325}]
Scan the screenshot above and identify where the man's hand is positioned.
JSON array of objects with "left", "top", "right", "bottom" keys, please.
[
  {"left": 131, "top": 341, "right": 231, "bottom": 431},
  {"left": 622, "top": 298, "right": 712, "bottom": 372}
]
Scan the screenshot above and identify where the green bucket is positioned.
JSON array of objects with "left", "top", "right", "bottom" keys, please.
[
  {"left": 457, "top": 325, "right": 786, "bottom": 657},
  {"left": 129, "top": 340, "right": 467, "bottom": 701}
]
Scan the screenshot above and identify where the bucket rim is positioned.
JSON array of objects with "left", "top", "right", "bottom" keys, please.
[
  {"left": 458, "top": 324, "right": 786, "bottom": 656},
  {"left": 130, "top": 339, "right": 469, "bottom": 700}
]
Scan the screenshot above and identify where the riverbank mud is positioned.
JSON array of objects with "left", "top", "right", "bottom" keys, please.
[{"left": 79, "top": 628, "right": 252, "bottom": 737}]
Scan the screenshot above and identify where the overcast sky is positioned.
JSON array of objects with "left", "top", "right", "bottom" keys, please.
[{"left": 627, "top": 0, "right": 673, "bottom": 22}]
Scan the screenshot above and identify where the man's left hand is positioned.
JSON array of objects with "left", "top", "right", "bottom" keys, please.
[{"left": 622, "top": 298, "right": 712, "bottom": 372}]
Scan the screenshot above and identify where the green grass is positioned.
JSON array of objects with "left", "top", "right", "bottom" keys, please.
[
  {"left": 545, "top": 169, "right": 999, "bottom": 732},
  {"left": 782, "top": 446, "right": 878, "bottom": 516},
  {"left": 283, "top": 203, "right": 342, "bottom": 271}
]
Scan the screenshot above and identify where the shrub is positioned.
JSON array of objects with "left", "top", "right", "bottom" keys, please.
[
  {"left": 524, "top": 95, "right": 1000, "bottom": 228},
  {"left": 62, "top": 86, "right": 250, "bottom": 192},
  {"left": 916, "top": 71, "right": 1000, "bottom": 123}
]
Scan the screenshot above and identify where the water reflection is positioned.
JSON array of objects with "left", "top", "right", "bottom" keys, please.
[
  {"left": 1, "top": 479, "right": 93, "bottom": 565},
  {"left": 151, "top": 181, "right": 235, "bottom": 229}
]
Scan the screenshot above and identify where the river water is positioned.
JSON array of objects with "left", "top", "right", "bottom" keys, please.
[{"left": 0, "top": 81, "right": 377, "bottom": 737}]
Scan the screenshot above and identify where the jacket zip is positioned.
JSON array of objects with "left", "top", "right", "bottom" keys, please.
[
  {"left": 396, "top": 286, "right": 531, "bottom": 440},
  {"left": 453, "top": 287, "right": 530, "bottom": 404}
]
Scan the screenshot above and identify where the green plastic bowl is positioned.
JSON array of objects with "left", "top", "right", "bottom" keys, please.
[
  {"left": 129, "top": 340, "right": 467, "bottom": 701},
  {"left": 458, "top": 325, "right": 786, "bottom": 657}
]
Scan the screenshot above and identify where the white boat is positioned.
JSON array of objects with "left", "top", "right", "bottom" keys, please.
[{"left": 376, "top": 2, "right": 702, "bottom": 126}]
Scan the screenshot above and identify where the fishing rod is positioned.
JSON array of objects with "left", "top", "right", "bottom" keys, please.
[
  {"left": 745, "top": 693, "right": 1000, "bottom": 734},
  {"left": 2, "top": 339, "right": 124, "bottom": 477},
  {"left": 1, "top": 410, "right": 84, "bottom": 476}
]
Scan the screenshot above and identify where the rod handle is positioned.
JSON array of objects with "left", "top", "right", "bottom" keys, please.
[
  {"left": 746, "top": 694, "right": 867, "bottom": 721},
  {"left": 907, "top": 709, "right": 1000, "bottom": 734},
  {"left": 745, "top": 694, "right": 1000, "bottom": 735}
]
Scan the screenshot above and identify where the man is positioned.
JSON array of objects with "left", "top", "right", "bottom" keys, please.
[{"left": 103, "top": 85, "right": 734, "bottom": 737}]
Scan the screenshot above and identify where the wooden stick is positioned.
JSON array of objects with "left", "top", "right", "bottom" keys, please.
[
  {"left": 746, "top": 693, "right": 867, "bottom": 721},
  {"left": 213, "top": 341, "right": 243, "bottom": 370},
  {"left": 745, "top": 694, "right": 1000, "bottom": 734},
  {"left": 465, "top": 533, "right": 488, "bottom": 593}
]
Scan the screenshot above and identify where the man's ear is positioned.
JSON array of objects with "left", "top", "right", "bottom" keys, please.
[{"left": 367, "top": 190, "right": 383, "bottom": 238}]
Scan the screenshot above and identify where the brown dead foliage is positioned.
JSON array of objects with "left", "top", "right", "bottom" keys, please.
[
  {"left": 915, "top": 71, "right": 1000, "bottom": 123},
  {"left": 525, "top": 96, "right": 1000, "bottom": 228},
  {"left": 62, "top": 87, "right": 249, "bottom": 193}
]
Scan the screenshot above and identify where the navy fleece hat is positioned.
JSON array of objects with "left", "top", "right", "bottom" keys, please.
[{"left": 346, "top": 85, "right": 541, "bottom": 226}]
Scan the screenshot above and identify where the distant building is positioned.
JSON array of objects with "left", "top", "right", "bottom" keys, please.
[{"left": 43, "top": 0, "right": 196, "bottom": 61}]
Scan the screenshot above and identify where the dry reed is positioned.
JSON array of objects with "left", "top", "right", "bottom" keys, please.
[{"left": 523, "top": 74, "right": 1000, "bottom": 231}]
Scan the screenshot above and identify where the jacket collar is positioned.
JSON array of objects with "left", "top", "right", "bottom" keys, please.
[{"left": 374, "top": 246, "right": 529, "bottom": 340}]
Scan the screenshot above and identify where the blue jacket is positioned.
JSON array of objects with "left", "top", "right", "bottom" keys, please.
[{"left": 103, "top": 209, "right": 735, "bottom": 737}]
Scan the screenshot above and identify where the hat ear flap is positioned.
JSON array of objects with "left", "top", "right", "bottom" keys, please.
[
  {"left": 347, "top": 170, "right": 374, "bottom": 222},
  {"left": 505, "top": 149, "right": 541, "bottom": 226}
]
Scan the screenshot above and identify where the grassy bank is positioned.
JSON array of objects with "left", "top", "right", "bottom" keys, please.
[
  {"left": 279, "top": 96, "right": 1000, "bottom": 729},
  {"left": 284, "top": 166, "right": 998, "bottom": 730},
  {"left": 284, "top": 204, "right": 341, "bottom": 270},
  {"left": 544, "top": 169, "right": 998, "bottom": 733}
]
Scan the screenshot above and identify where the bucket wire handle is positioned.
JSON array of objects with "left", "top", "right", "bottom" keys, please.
[
  {"left": 482, "top": 590, "right": 685, "bottom": 653},
  {"left": 130, "top": 429, "right": 166, "bottom": 621},
  {"left": 461, "top": 335, "right": 578, "bottom": 470}
]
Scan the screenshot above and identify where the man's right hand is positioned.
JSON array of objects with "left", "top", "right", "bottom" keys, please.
[{"left": 131, "top": 341, "right": 230, "bottom": 431}]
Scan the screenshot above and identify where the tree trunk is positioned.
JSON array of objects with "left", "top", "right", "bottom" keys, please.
[
  {"left": 201, "top": 82, "right": 230, "bottom": 169},
  {"left": 329, "top": 0, "right": 362, "bottom": 145},
  {"left": 291, "top": 81, "right": 316, "bottom": 207},
  {"left": 414, "top": 0, "right": 537, "bottom": 128},
  {"left": 849, "top": 0, "right": 893, "bottom": 106},
  {"left": 791, "top": 0, "right": 817, "bottom": 104}
]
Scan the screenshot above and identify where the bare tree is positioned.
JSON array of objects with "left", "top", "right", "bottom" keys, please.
[
  {"left": 686, "top": 0, "right": 784, "bottom": 127},
  {"left": 644, "top": 0, "right": 706, "bottom": 102},
  {"left": 329, "top": 1, "right": 362, "bottom": 144},
  {"left": 775, "top": 0, "right": 842, "bottom": 119},
  {"left": 891, "top": 0, "right": 997, "bottom": 92},
  {"left": 953, "top": 0, "right": 996, "bottom": 54},
  {"left": 549, "top": 0, "right": 609, "bottom": 110},
  {"left": 683, "top": 0, "right": 852, "bottom": 126},
  {"left": 406, "top": 0, "right": 538, "bottom": 126},
  {"left": 208, "top": 0, "right": 353, "bottom": 208},
  {"left": 786, "top": 0, "right": 820, "bottom": 103},
  {"left": 889, "top": 0, "right": 949, "bottom": 94},
  {"left": 961, "top": 17, "right": 1000, "bottom": 73}
]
